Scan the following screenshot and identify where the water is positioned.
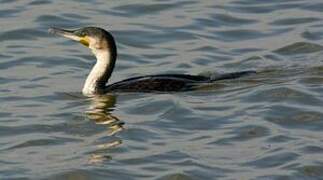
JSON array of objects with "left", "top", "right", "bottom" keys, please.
[{"left": 1, "top": 0, "right": 323, "bottom": 179}]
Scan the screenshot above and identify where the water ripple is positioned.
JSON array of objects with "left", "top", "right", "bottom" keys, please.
[
  {"left": 0, "top": 29, "right": 48, "bottom": 41},
  {"left": 213, "top": 28, "right": 291, "bottom": 42},
  {"left": 1, "top": 0, "right": 323, "bottom": 179},
  {"left": 114, "top": 1, "right": 196, "bottom": 17}
]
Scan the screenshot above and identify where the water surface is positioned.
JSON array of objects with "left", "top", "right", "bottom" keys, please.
[{"left": 1, "top": 0, "right": 323, "bottom": 179}]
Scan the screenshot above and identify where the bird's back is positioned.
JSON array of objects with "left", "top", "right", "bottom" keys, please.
[{"left": 105, "top": 71, "right": 255, "bottom": 92}]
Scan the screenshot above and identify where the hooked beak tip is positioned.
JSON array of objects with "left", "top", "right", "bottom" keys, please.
[
  {"left": 48, "top": 27, "right": 57, "bottom": 35},
  {"left": 48, "top": 27, "right": 74, "bottom": 36}
]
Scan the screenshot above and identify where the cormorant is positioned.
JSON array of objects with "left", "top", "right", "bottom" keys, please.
[{"left": 49, "top": 27, "right": 255, "bottom": 96}]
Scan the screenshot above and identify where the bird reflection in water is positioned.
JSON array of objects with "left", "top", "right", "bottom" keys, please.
[{"left": 85, "top": 94, "right": 124, "bottom": 164}]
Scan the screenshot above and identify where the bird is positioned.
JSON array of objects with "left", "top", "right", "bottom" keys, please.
[{"left": 49, "top": 27, "right": 255, "bottom": 96}]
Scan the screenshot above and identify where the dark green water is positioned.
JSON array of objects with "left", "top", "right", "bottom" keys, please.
[{"left": 1, "top": 0, "right": 323, "bottom": 179}]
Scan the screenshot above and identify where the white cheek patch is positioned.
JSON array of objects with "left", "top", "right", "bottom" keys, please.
[
  {"left": 87, "top": 37, "right": 98, "bottom": 49},
  {"left": 88, "top": 37, "right": 106, "bottom": 50}
]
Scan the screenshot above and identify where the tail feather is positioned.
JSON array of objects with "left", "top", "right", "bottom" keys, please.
[{"left": 209, "top": 70, "right": 256, "bottom": 82}]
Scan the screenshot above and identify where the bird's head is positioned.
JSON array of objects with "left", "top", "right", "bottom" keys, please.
[{"left": 49, "top": 27, "right": 116, "bottom": 55}]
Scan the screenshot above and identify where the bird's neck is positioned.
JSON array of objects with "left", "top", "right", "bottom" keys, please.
[{"left": 82, "top": 48, "right": 116, "bottom": 96}]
